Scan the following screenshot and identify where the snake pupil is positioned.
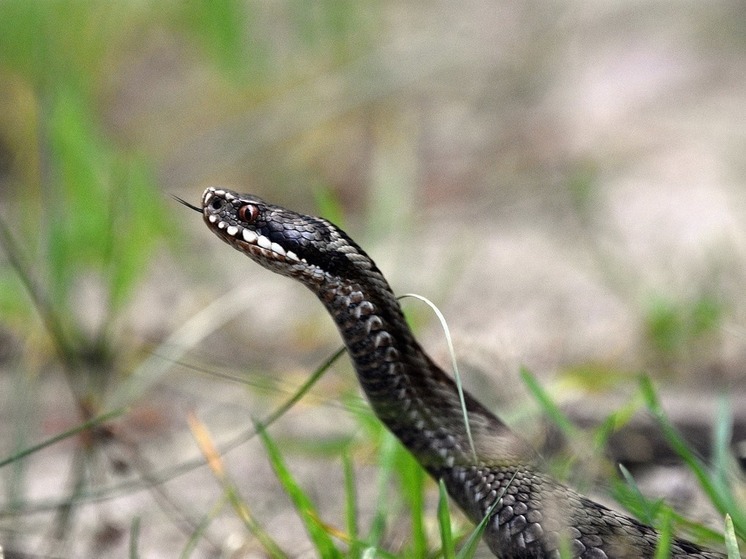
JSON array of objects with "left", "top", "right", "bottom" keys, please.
[{"left": 238, "top": 204, "right": 259, "bottom": 223}]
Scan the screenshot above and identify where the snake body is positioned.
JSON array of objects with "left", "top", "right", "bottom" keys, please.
[{"left": 196, "top": 187, "right": 725, "bottom": 558}]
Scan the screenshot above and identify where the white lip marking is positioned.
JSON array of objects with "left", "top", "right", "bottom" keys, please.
[
  {"left": 208, "top": 214, "right": 217, "bottom": 223},
  {"left": 286, "top": 251, "right": 299, "bottom": 262},
  {"left": 243, "top": 229, "right": 257, "bottom": 243},
  {"left": 217, "top": 221, "right": 227, "bottom": 229},
  {"left": 257, "top": 235, "right": 272, "bottom": 250},
  {"left": 226, "top": 225, "right": 238, "bottom": 237},
  {"left": 270, "top": 242, "right": 286, "bottom": 256}
]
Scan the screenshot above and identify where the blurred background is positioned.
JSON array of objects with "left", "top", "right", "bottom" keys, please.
[{"left": 0, "top": 1, "right": 744, "bottom": 557}]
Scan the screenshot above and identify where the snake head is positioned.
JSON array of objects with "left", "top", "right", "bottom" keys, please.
[{"left": 199, "top": 187, "right": 371, "bottom": 283}]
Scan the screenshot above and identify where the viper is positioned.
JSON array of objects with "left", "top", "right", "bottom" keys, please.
[{"left": 180, "top": 187, "right": 727, "bottom": 558}]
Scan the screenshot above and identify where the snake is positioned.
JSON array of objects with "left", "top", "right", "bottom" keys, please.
[{"left": 180, "top": 186, "right": 727, "bottom": 558}]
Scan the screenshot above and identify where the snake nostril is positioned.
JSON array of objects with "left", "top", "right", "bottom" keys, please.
[{"left": 210, "top": 198, "right": 223, "bottom": 211}]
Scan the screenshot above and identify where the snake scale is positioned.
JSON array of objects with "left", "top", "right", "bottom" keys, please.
[{"left": 185, "top": 186, "right": 727, "bottom": 558}]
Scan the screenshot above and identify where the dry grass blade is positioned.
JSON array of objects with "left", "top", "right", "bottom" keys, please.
[
  {"left": 0, "top": 409, "right": 124, "bottom": 469},
  {"left": 187, "top": 412, "right": 286, "bottom": 559},
  {"left": 400, "top": 293, "right": 477, "bottom": 461}
]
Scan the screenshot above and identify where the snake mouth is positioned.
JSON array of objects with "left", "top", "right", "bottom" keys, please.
[{"left": 202, "top": 188, "right": 303, "bottom": 264}]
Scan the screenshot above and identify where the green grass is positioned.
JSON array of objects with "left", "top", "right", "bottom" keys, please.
[{"left": 525, "top": 366, "right": 745, "bottom": 554}]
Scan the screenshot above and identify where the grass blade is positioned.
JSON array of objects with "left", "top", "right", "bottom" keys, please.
[
  {"left": 255, "top": 420, "right": 343, "bottom": 559},
  {"left": 617, "top": 463, "right": 662, "bottom": 525},
  {"left": 179, "top": 496, "right": 226, "bottom": 559},
  {"left": 368, "top": 432, "right": 399, "bottom": 547},
  {"left": 129, "top": 516, "right": 141, "bottom": 559},
  {"left": 342, "top": 450, "right": 362, "bottom": 557},
  {"left": 592, "top": 393, "right": 643, "bottom": 450},
  {"left": 457, "top": 471, "right": 518, "bottom": 559},
  {"left": 640, "top": 377, "right": 746, "bottom": 539},
  {"left": 397, "top": 448, "right": 427, "bottom": 556},
  {"left": 0, "top": 408, "right": 124, "bottom": 469},
  {"left": 437, "top": 479, "right": 455, "bottom": 559},
  {"left": 653, "top": 506, "right": 673, "bottom": 559},
  {"left": 0, "top": 211, "right": 76, "bottom": 365},
  {"left": 400, "top": 293, "right": 476, "bottom": 461},
  {"left": 520, "top": 367, "right": 578, "bottom": 439},
  {"left": 188, "top": 413, "right": 286, "bottom": 559},
  {"left": 725, "top": 514, "right": 742, "bottom": 559}
]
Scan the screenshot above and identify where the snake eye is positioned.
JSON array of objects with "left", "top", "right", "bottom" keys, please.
[{"left": 238, "top": 203, "right": 259, "bottom": 223}]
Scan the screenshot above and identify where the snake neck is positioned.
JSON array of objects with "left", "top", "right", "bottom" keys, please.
[{"left": 307, "top": 269, "right": 535, "bottom": 474}]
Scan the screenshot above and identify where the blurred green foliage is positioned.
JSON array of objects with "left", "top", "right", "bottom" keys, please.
[
  {"left": 0, "top": 2, "right": 167, "bottom": 339},
  {"left": 645, "top": 293, "right": 723, "bottom": 366},
  {"left": 0, "top": 0, "right": 375, "bottom": 386}
]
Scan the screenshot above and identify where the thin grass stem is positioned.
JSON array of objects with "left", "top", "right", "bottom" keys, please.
[{"left": 400, "top": 293, "right": 477, "bottom": 461}]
